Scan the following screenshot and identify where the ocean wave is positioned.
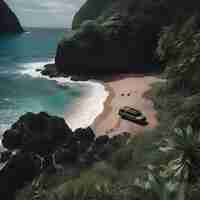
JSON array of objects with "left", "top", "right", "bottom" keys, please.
[
  {"left": 65, "top": 82, "right": 109, "bottom": 131},
  {"left": 17, "top": 59, "right": 109, "bottom": 131},
  {"left": 19, "top": 59, "right": 54, "bottom": 78}
]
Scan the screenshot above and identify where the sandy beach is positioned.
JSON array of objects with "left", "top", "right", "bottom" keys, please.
[{"left": 91, "top": 74, "right": 163, "bottom": 137}]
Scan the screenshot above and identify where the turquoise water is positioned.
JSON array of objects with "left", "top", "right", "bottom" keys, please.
[{"left": 0, "top": 28, "right": 81, "bottom": 133}]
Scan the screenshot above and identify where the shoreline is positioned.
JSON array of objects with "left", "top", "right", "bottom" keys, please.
[
  {"left": 91, "top": 83, "right": 119, "bottom": 136},
  {"left": 24, "top": 58, "right": 162, "bottom": 137},
  {"left": 64, "top": 80, "right": 109, "bottom": 131},
  {"left": 24, "top": 59, "right": 163, "bottom": 137},
  {"left": 91, "top": 74, "right": 163, "bottom": 137},
  {"left": 90, "top": 83, "right": 120, "bottom": 136},
  {"left": 17, "top": 58, "right": 163, "bottom": 137}
]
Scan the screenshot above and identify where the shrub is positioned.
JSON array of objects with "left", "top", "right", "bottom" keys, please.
[
  {"left": 54, "top": 170, "right": 114, "bottom": 200},
  {"left": 157, "top": 15, "right": 200, "bottom": 95}
]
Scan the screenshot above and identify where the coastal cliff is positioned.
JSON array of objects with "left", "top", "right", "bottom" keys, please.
[
  {"left": 43, "top": 0, "right": 200, "bottom": 76},
  {"left": 0, "top": 0, "right": 23, "bottom": 34},
  {"left": 52, "top": 0, "right": 170, "bottom": 75},
  {"left": 72, "top": 0, "right": 113, "bottom": 30}
]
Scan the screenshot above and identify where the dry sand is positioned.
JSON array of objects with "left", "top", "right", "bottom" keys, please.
[{"left": 91, "top": 74, "right": 163, "bottom": 137}]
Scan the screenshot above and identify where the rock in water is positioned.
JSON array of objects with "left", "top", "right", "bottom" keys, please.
[
  {"left": 0, "top": 0, "right": 23, "bottom": 34},
  {"left": 2, "top": 112, "right": 73, "bottom": 155},
  {"left": 42, "top": 63, "right": 60, "bottom": 77}
]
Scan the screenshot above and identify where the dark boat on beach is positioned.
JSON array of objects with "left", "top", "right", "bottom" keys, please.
[{"left": 118, "top": 106, "right": 148, "bottom": 126}]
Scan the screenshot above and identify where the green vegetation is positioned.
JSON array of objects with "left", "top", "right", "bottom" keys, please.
[
  {"left": 17, "top": 126, "right": 200, "bottom": 200},
  {"left": 72, "top": 0, "right": 113, "bottom": 29},
  {"left": 157, "top": 15, "right": 200, "bottom": 94},
  {"left": 155, "top": 15, "right": 200, "bottom": 131}
]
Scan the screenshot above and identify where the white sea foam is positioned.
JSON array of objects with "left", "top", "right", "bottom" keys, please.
[
  {"left": 0, "top": 60, "right": 108, "bottom": 151},
  {"left": 19, "top": 59, "right": 109, "bottom": 131},
  {"left": 65, "top": 81, "right": 109, "bottom": 131},
  {"left": 19, "top": 59, "right": 54, "bottom": 78}
]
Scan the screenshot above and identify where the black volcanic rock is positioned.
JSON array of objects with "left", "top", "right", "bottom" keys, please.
[
  {"left": 0, "top": 111, "right": 131, "bottom": 200},
  {"left": 0, "top": 0, "right": 23, "bottom": 34},
  {"left": 2, "top": 112, "right": 73, "bottom": 155},
  {"left": 0, "top": 152, "right": 40, "bottom": 200},
  {"left": 74, "top": 127, "right": 96, "bottom": 154},
  {"left": 42, "top": 63, "right": 60, "bottom": 77},
  {"left": 74, "top": 127, "right": 95, "bottom": 143},
  {"left": 72, "top": 0, "right": 113, "bottom": 29}
]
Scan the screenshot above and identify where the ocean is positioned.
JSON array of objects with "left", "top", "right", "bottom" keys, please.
[{"left": 0, "top": 28, "right": 108, "bottom": 141}]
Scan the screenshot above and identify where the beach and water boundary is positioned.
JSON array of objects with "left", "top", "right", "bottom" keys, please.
[
  {"left": 0, "top": 28, "right": 162, "bottom": 143},
  {"left": 19, "top": 59, "right": 110, "bottom": 131},
  {"left": 19, "top": 59, "right": 162, "bottom": 136},
  {"left": 0, "top": 58, "right": 161, "bottom": 151}
]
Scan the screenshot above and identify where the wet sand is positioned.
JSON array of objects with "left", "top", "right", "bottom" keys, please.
[{"left": 91, "top": 74, "right": 163, "bottom": 137}]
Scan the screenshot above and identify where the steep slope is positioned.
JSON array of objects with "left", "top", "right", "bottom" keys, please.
[
  {"left": 0, "top": 0, "right": 23, "bottom": 34},
  {"left": 154, "top": 14, "right": 200, "bottom": 130},
  {"left": 47, "top": 0, "right": 200, "bottom": 76}
]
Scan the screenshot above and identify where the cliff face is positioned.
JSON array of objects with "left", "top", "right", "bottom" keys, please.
[
  {"left": 51, "top": 0, "right": 200, "bottom": 76},
  {"left": 0, "top": 0, "right": 23, "bottom": 34},
  {"left": 72, "top": 0, "right": 200, "bottom": 28}
]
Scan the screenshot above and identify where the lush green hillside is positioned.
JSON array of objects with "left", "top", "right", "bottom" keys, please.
[
  {"left": 72, "top": 0, "right": 113, "bottom": 29},
  {"left": 157, "top": 15, "right": 200, "bottom": 94},
  {"left": 44, "top": 0, "right": 200, "bottom": 76},
  {"left": 51, "top": 0, "right": 172, "bottom": 76},
  {"left": 154, "top": 15, "right": 200, "bottom": 130}
]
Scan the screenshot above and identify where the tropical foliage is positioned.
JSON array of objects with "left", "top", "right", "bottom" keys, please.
[
  {"left": 72, "top": 0, "right": 113, "bottom": 29},
  {"left": 157, "top": 15, "right": 200, "bottom": 94}
]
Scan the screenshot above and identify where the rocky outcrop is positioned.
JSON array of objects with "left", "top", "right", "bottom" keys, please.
[
  {"left": 2, "top": 112, "right": 73, "bottom": 155},
  {"left": 42, "top": 63, "right": 61, "bottom": 77},
  {"left": 0, "top": 152, "right": 40, "bottom": 200},
  {"left": 0, "top": 0, "right": 23, "bottom": 34},
  {"left": 46, "top": 0, "right": 200, "bottom": 77},
  {"left": 54, "top": 14, "right": 165, "bottom": 75},
  {"left": 0, "top": 112, "right": 130, "bottom": 200}
]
